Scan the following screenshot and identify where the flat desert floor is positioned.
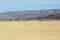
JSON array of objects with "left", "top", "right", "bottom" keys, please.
[{"left": 0, "top": 21, "right": 60, "bottom": 40}]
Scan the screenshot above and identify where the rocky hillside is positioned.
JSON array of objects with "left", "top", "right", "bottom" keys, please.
[{"left": 0, "top": 9, "right": 60, "bottom": 21}]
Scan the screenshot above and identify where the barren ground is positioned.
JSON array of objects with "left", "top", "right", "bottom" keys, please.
[{"left": 0, "top": 21, "right": 60, "bottom": 40}]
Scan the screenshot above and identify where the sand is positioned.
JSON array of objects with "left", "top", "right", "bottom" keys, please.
[{"left": 0, "top": 21, "right": 60, "bottom": 40}]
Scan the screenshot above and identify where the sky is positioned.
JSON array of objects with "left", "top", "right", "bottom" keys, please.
[{"left": 0, "top": 0, "right": 60, "bottom": 12}]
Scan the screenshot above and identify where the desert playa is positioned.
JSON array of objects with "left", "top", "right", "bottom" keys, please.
[{"left": 0, "top": 21, "right": 60, "bottom": 40}]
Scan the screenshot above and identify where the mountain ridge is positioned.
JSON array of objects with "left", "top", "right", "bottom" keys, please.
[{"left": 0, "top": 9, "right": 60, "bottom": 21}]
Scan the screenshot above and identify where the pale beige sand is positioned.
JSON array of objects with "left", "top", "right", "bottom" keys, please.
[{"left": 0, "top": 21, "right": 60, "bottom": 40}]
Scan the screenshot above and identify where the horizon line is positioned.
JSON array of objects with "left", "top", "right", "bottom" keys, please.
[{"left": 0, "top": 8, "right": 60, "bottom": 13}]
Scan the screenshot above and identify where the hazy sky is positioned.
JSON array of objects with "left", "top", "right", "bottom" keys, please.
[{"left": 0, "top": 0, "right": 60, "bottom": 12}]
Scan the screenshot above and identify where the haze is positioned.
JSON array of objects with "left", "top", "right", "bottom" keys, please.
[{"left": 0, "top": 0, "right": 60, "bottom": 13}]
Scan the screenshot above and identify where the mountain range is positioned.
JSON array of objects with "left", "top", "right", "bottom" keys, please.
[{"left": 0, "top": 9, "right": 60, "bottom": 21}]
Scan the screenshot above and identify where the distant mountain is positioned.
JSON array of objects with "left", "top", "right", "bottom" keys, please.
[{"left": 0, "top": 9, "right": 60, "bottom": 21}]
